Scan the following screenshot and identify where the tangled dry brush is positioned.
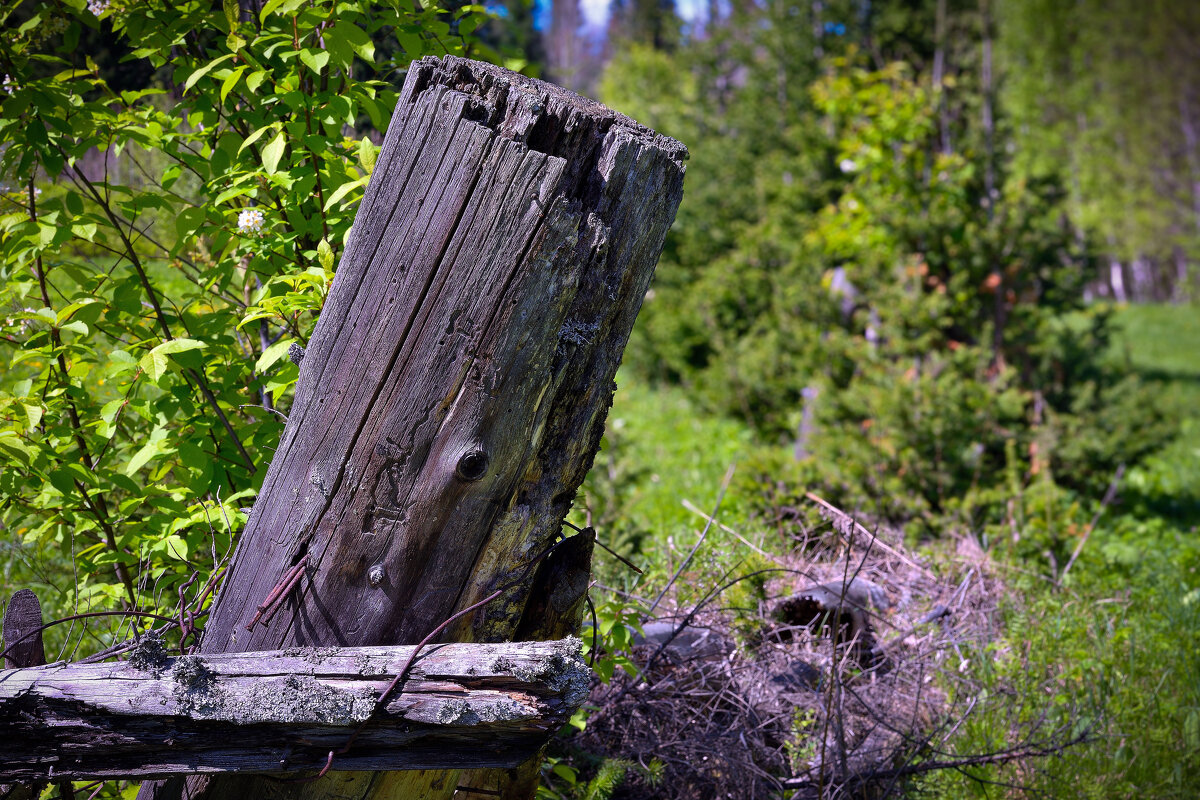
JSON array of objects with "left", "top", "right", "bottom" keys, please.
[{"left": 576, "top": 499, "right": 1007, "bottom": 800}]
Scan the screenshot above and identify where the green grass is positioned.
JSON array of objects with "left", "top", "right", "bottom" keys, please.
[
  {"left": 916, "top": 303, "right": 1200, "bottom": 798},
  {"left": 1112, "top": 303, "right": 1200, "bottom": 377},
  {"left": 1111, "top": 304, "right": 1200, "bottom": 526},
  {"left": 572, "top": 374, "right": 762, "bottom": 585},
  {"left": 572, "top": 304, "right": 1200, "bottom": 798}
]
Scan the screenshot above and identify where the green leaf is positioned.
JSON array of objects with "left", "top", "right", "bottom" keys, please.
[
  {"left": 125, "top": 426, "right": 168, "bottom": 476},
  {"left": 220, "top": 65, "right": 248, "bottom": 105},
  {"left": 396, "top": 31, "right": 424, "bottom": 58},
  {"left": 317, "top": 238, "right": 334, "bottom": 271},
  {"left": 256, "top": 337, "right": 294, "bottom": 373},
  {"left": 71, "top": 221, "right": 97, "bottom": 241},
  {"left": 1186, "top": 709, "right": 1200, "bottom": 750},
  {"left": 213, "top": 184, "right": 254, "bottom": 206},
  {"left": 324, "top": 174, "right": 369, "bottom": 210},
  {"left": 62, "top": 463, "right": 97, "bottom": 488},
  {"left": 332, "top": 20, "right": 375, "bottom": 64},
  {"left": 183, "top": 53, "right": 236, "bottom": 95},
  {"left": 261, "top": 130, "right": 287, "bottom": 174},
  {"left": 139, "top": 350, "right": 170, "bottom": 382},
  {"left": 53, "top": 69, "right": 93, "bottom": 82},
  {"left": 239, "top": 122, "right": 278, "bottom": 155},
  {"left": 36, "top": 222, "right": 56, "bottom": 248},
  {"left": 299, "top": 48, "right": 330, "bottom": 76},
  {"left": 176, "top": 206, "right": 206, "bottom": 243},
  {"left": 48, "top": 468, "right": 76, "bottom": 496},
  {"left": 246, "top": 69, "right": 268, "bottom": 94},
  {"left": 21, "top": 402, "right": 43, "bottom": 431},
  {"left": 57, "top": 298, "right": 99, "bottom": 323},
  {"left": 261, "top": 0, "right": 307, "bottom": 20},
  {"left": 139, "top": 338, "right": 205, "bottom": 381},
  {"left": 357, "top": 137, "right": 377, "bottom": 173},
  {"left": 100, "top": 398, "right": 124, "bottom": 424},
  {"left": 264, "top": 361, "right": 299, "bottom": 400},
  {"left": 152, "top": 338, "right": 207, "bottom": 356},
  {"left": 0, "top": 432, "right": 33, "bottom": 466},
  {"left": 65, "top": 192, "right": 85, "bottom": 216}
]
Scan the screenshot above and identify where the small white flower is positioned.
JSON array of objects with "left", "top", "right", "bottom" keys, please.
[
  {"left": 237, "top": 208, "right": 265, "bottom": 235},
  {"left": 839, "top": 158, "right": 858, "bottom": 174},
  {"left": 1, "top": 75, "right": 13, "bottom": 93},
  {"left": 87, "top": 0, "right": 110, "bottom": 16}
]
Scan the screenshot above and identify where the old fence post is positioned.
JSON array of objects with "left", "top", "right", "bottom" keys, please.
[{"left": 141, "top": 55, "right": 685, "bottom": 800}]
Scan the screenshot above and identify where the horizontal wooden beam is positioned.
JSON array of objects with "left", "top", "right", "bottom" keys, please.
[{"left": 0, "top": 638, "right": 587, "bottom": 782}]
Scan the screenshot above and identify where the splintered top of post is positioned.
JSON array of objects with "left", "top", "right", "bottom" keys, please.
[{"left": 400, "top": 56, "right": 687, "bottom": 198}]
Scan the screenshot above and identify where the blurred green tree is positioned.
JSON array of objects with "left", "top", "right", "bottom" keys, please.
[{"left": 600, "top": 4, "right": 1169, "bottom": 532}]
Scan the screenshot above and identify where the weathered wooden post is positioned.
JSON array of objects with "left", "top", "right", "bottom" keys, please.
[{"left": 142, "top": 55, "right": 685, "bottom": 800}]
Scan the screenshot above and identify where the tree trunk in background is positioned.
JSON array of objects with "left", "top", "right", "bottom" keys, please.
[
  {"left": 139, "top": 55, "right": 685, "bottom": 800},
  {"left": 980, "top": 0, "right": 1007, "bottom": 367},
  {"left": 547, "top": 0, "right": 585, "bottom": 92},
  {"left": 933, "top": 0, "right": 951, "bottom": 154}
]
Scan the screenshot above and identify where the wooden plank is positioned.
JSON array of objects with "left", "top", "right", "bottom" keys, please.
[
  {"left": 0, "top": 639, "right": 586, "bottom": 782},
  {"left": 142, "top": 55, "right": 684, "bottom": 800}
]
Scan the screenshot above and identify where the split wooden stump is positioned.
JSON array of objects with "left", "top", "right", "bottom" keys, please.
[
  {"left": 0, "top": 54, "right": 683, "bottom": 800},
  {"left": 135, "top": 55, "right": 686, "bottom": 800}
]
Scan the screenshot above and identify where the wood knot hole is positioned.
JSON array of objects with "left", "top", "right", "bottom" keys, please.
[{"left": 456, "top": 450, "right": 489, "bottom": 482}]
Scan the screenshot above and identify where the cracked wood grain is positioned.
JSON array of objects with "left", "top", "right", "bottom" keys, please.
[{"left": 0, "top": 640, "right": 586, "bottom": 781}]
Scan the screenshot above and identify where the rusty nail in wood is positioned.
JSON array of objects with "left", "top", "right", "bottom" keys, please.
[{"left": 246, "top": 555, "right": 309, "bottom": 631}]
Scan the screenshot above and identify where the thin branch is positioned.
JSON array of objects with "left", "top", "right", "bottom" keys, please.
[
  {"left": 648, "top": 462, "right": 736, "bottom": 615},
  {"left": 1060, "top": 462, "right": 1125, "bottom": 582}
]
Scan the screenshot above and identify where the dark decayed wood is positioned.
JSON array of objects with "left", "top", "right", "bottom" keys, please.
[
  {"left": 462, "top": 527, "right": 597, "bottom": 798},
  {"left": 141, "top": 55, "right": 684, "bottom": 800},
  {"left": 0, "top": 639, "right": 587, "bottom": 782},
  {"left": 2, "top": 590, "right": 45, "bottom": 669}
]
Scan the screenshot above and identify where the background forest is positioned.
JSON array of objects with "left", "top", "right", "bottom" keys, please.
[{"left": 1, "top": 0, "right": 1198, "bottom": 798}]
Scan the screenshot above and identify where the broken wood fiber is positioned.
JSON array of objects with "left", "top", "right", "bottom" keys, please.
[
  {"left": 140, "top": 55, "right": 685, "bottom": 800},
  {"left": 0, "top": 639, "right": 587, "bottom": 781}
]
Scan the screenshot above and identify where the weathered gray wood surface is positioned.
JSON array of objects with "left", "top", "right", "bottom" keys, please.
[
  {"left": 142, "top": 54, "right": 685, "bottom": 800},
  {"left": 0, "top": 639, "right": 586, "bottom": 781}
]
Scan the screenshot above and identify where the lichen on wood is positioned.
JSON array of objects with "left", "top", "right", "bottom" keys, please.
[{"left": 0, "top": 639, "right": 589, "bottom": 782}]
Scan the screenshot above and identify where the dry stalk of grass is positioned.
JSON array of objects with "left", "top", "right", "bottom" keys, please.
[{"left": 575, "top": 498, "right": 1006, "bottom": 800}]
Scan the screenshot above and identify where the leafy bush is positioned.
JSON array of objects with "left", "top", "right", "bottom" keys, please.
[
  {"left": 920, "top": 528, "right": 1200, "bottom": 799},
  {"left": 602, "top": 46, "right": 1169, "bottom": 530},
  {"left": 0, "top": 0, "right": 492, "bottom": 632}
]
